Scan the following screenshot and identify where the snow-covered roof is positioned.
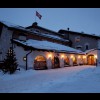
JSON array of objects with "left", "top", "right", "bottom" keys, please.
[
  {"left": 34, "top": 32, "right": 69, "bottom": 42},
  {"left": 76, "top": 45, "right": 83, "bottom": 48},
  {"left": 0, "top": 20, "right": 69, "bottom": 42},
  {"left": 0, "top": 20, "right": 27, "bottom": 31},
  {"left": 59, "top": 29, "right": 100, "bottom": 39},
  {"left": 13, "top": 39, "right": 83, "bottom": 54},
  {"left": 84, "top": 48, "right": 97, "bottom": 54}
]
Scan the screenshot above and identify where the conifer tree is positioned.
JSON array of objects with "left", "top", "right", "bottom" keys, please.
[{"left": 2, "top": 47, "right": 19, "bottom": 74}]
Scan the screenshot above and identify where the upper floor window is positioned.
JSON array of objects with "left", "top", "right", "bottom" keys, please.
[
  {"left": 86, "top": 45, "right": 89, "bottom": 50},
  {"left": 75, "top": 36, "right": 80, "bottom": 42},
  {"left": 76, "top": 45, "right": 82, "bottom": 50},
  {"left": 36, "top": 30, "right": 39, "bottom": 32},
  {"left": 19, "top": 35, "right": 26, "bottom": 41},
  {"left": 85, "top": 43, "right": 89, "bottom": 50}
]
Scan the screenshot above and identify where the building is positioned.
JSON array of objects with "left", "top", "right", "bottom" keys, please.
[
  {"left": 58, "top": 29, "right": 100, "bottom": 51},
  {"left": 0, "top": 21, "right": 99, "bottom": 70}
]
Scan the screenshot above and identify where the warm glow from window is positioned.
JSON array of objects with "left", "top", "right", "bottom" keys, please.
[
  {"left": 94, "top": 55, "right": 97, "bottom": 59},
  {"left": 83, "top": 55, "right": 86, "bottom": 59},
  {"left": 48, "top": 54, "right": 52, "bottom": 59},
  {"left": 73, "top": 57, "right": 75, "bottom": 61}
]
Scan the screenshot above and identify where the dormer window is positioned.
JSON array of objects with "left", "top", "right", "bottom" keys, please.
[
  {"left": 36, "top": 30, "right": 39, "bottom": 33},
  {"left": 19, "top": 35, "right": 26, "bottom": 41},
  {"left": 76, "top": 45, "right": 82, "bottom": 50},
  {"left": 75, "top": 36, "right": 80, "bottom": 42}
]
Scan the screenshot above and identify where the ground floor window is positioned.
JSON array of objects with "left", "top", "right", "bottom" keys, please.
[
  {"left": 64, "top": 56, "right": 70, "bottom": 67},
  {"left": 34, "top": 55, "right": 47, "bottom": 70},
  {"left": 0, "top": 54, "right": 2, "bottom": 61}
]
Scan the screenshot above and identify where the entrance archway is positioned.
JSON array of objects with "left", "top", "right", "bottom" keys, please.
[
  {"left": 87, "top": 55, "right": 95, "bottom": 65},
  {"left": 64, "top": 56, "right": 70, "bottom": 67},
  {"left": 34, "top": 55, "right": 47, "bottom": 70},
  {"left": 52, "top": 56, "right": 60, "bottom": 68}
]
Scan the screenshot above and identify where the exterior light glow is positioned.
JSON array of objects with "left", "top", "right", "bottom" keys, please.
[
  {"left": 61, "top": 55, "right": 64, "bottom": 59},
  {"left": 94, "top": 55, "right": 97, "bottom": 59},
  {"left": 78, "top": 55, "right": 81, "bottom": 59},
  {"left": 48, "top": 54, "right": 52, "bottom": 59},
  {"left": 83, "top": 55, "right": 86, "bottom": 59},
  {"left": 23, "top": 57, "right": 26, "bottom": 61},
  {"left": 70, "top": 55, "right": 74, "bottom": 59}
]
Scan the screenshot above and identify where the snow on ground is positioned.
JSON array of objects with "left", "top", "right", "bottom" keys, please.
[{"left": 0, "top": 65, "right": 100, "bottom": 93}]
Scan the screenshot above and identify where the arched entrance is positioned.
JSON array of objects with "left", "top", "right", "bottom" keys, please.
[
  {"left": 87, "top": 55, "right": 95, "bottom": 65},
  {"left": 52, "top": 56, "right": 60, "bottom": 68},
  {"left": 34, "top": 55, "right": 47, "bottom": 70},
  {"left": 64, "top": 56, "right": 70, "bottom": 67},
  {"left": 72, "top": 56, "right": 77, "bottom": 66}
]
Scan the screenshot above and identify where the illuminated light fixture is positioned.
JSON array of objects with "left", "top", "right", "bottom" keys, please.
[
  {"left": 83, "top": 55, "right": 86, "bottom": 59},
  {"left": 48, "top": 53, "right": 52, "bottom": 59},
  {"left": 23, "top": 57, "right": 26, "bottom": 61},
  {"left": 78, "top": 55, "right": 81, "bottom": 59},
  {"left": 94, "top": 55, "right": 97, "bottom": 59},
  {"left": 61, "top": 55, "right": 64, "bottom": 59},
  {"left": 70, "top": 55, "right": 74, "bottom": 59}
]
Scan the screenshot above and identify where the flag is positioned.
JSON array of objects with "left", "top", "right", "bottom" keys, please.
[{"left": 36, "top": 11, "right": 42, "bottom": 20}]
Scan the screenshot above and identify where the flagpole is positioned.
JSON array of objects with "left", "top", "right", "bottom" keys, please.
[{"left": 35, "top": 10, "right": 36, "bottom": 22}]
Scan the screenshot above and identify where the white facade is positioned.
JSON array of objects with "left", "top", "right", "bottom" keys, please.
[
  {"left": 14, "top": 44, "right": 87, "bottom": 70},
  {"left": 97, "top": 39, "right": 100, "bottom": 66},
  {"left": 0, "top": 26, "right": 13, "bottom": 60}
]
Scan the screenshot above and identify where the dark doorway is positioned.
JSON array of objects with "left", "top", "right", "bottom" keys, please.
[{"left": 52, "top": 56, "right": 60, "bottom": 68}]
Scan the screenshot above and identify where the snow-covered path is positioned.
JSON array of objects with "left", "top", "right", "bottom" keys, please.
[{"left": 0, "top": 65, "right": 100, "bottom": 93}]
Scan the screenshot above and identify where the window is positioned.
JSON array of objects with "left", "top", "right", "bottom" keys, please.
[
  {"left": 86, "top": 45, "right": 89, "bottom": 50},
  {"left": 75, "top": 36, "right": 80, "bottom": 42},
  {"left": 19, "top": 35, "right": 26, "bottom": 41},
  {"left": 0, "top": 52, "right": 2, "bottom": 61},
  {"left": 85, "top": 43, "right": 89, "bottom": 50},
  {"left": 76, "top": 45, "right": 82, "bottom": 50},
  {"left": 35, "top": 30, "right": 40, "bottom": 33}
]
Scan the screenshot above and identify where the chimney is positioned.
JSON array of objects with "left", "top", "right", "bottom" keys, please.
[
  {"left": 32, "top": 22, "right": 38, "bottom": 26},
  {"left": 67, "top": 28, "right": 69, "bottom": 31}
]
